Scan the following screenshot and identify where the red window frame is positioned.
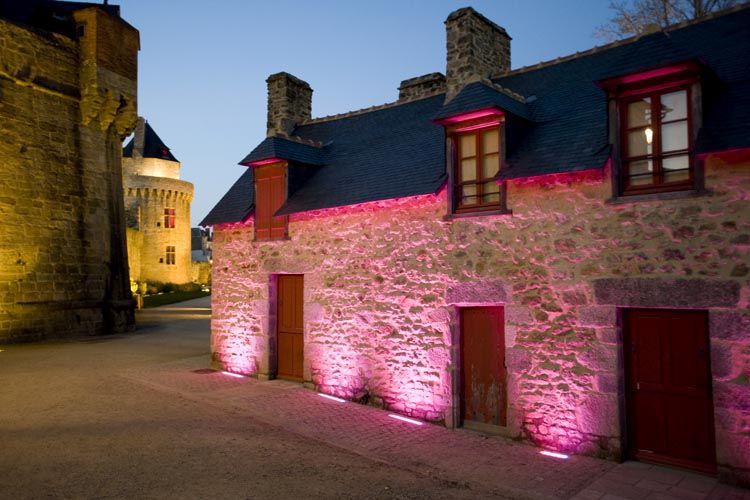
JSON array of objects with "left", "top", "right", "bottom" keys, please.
[
  {"left": 619, "top": 82, "right": 694, "bottom": 195},
  {"left": 164, "top": 208, "right": 175, "bottom": 228},
  {"left": 452, "top": 121, "right": 502, "bottom": 213},
  {"left": 254, "top": 163, "right": 288, "bottom": 241}
]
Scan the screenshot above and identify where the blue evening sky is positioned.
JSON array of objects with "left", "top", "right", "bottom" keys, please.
[{"left": 115, "top": 0, "right": 615, "bottom": 226}]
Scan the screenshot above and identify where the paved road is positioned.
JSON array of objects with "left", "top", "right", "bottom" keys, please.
[{"left": 1, "top": 297, "right": 748, "bottom": 499}]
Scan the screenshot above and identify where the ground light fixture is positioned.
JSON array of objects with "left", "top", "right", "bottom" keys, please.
[
  {"left": 540, "top": 450, "right": 569, "bottom": 460},
  {"left": 388, "top": 414, "right": 424, "bottom": 426},
  {"left": 317, "top": 393, "right": 346, "bottom": 403},
  {"left": 221, "top": 371, "right": 244, "bottom": 378}
]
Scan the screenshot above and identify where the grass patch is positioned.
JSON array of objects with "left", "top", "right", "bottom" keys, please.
[{"left": 142, "top": 290, "right": 211, "bottom": 308}]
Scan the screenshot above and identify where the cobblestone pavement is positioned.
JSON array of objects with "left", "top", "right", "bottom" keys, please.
[{"left": 1, "top": 297, "right": 748, "bottom": 499}]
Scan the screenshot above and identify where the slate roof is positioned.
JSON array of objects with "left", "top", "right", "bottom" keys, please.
[
  {"left": 202, "top": 6, "right": 750, "bottom": 226},
  {"left": 123, "top": 122, "right": 179, "bottom": 163},
  {"left": 240, "top": 136, "right": 327, "bottom": 166}
]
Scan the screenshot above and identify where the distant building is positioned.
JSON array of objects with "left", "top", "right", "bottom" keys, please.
[
  {"left": 203, "top": 6, "right": 750, "bottom": 485},
  {"left": 123, "top": 118, "right": 194, "bottom": 285},
  {"left": 0, "top": 0, "right": 139, "bottom": 342}
]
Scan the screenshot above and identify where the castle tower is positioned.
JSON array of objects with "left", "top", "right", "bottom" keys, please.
[{"left": 123, "top": 118, "right": 194, "bottom": 285}]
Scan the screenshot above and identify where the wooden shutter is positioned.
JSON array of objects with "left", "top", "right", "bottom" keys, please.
[{"left": 254, "top": 163, "right": 288, "bottom": 240}]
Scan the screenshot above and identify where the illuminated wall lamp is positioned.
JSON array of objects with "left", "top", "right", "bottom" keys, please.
[
  {"left": 540, "top": 450, "right": 569, "bottom": 460},
  {"left": 388, "top": 414, "right": 424, "bottom": 426},
  {"left": 645, "top": 127, "right": 654, "bottom": 145}
]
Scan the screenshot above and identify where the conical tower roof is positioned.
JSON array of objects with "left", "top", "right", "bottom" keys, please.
[{"left": 123, "top": 118, "right": 179, "bottom": 162}]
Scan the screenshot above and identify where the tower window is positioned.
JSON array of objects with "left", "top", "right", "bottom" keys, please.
[
  {"left": 165, "top": 246, "right": 176, "bottom": 265},
  {"left": 164, "top": 208, "right": 175, "bottom": 228}
]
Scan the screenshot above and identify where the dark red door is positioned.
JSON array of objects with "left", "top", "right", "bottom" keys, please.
[
  {"left": 625, "top": 309, "right": 716, "bottom": 473},
  {"left": 460, "top": 307, "right": 507, "bottom": 427},
  {"left": 277, "top": 275, "right": 303, "bottom": 381}
]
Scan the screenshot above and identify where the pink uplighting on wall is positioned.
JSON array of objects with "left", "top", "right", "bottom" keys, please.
[
  {"left": 318, "top": 393, "right": 346, "bottom": 403},
  {"left": 389, "top": 414, "right": 424, "bottom": 426},
  {"left": 540, "top": 450, "right": 570, "bottom": 459},
  {"left": 508, "top": 167, "right": 606, "bottom": 187},
  {"left": 288, "top": 188, "right": 447, "bottom": 223},
  {"left": 222, "top": 371, "right": 244, "bottom": 378}
]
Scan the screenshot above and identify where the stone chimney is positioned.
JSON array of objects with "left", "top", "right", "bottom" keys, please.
[
  {"left": 445, "top": 7, "right": 511, "bottom": 100},
  {"left": 266, "top": 72, "right": 313, "bottom": 137},
  {"left": 398, "top": 73, "right": 447, "bottom": 101}
]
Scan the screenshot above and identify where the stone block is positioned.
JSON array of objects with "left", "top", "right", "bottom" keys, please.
[
  {"left": 446, "top": 278, "right": 509, "bottom": 304},
  {"left": 710, "top": 310, "right": 750, "bottom": 341},
  {"left": 593, "top": 278, "right": 740, "bottom": 308}
]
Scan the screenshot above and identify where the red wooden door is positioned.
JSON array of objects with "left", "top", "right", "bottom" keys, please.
[
  {"left": 277, "top": 275, "right": 303, "bottom": 381},
  {"left": 625, "top": 309, "right": 716, "bottom": 473},
  {"left": 460, "top": 307, "right": 507, "bottom": 427}
]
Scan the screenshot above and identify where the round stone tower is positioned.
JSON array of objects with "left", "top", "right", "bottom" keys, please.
[{"left": 123, "top": 117, "right": 194, "bottom": 285}]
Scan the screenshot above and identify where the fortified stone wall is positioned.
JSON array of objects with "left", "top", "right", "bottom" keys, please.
[
  {"left": 0, "top": 10, "right": 138, "bottom": 342},
  {"left": 211, "top": 154, "right": 749, "bottom": 479}
]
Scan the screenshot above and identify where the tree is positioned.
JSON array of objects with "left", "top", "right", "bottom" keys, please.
[{"left": 595, "top": 0, "right": 745, "bottom": 40}]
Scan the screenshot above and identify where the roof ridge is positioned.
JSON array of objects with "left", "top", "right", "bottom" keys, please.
[
  {"left": 486, "top": 80, "right": 526, "bottom": 103},
  {"left": 275, "top": 133, "right": 324, "bottom": 148},
  {"left": 502, "top": 3, "right": 750, "bottom": 78},
  {"left": 301, "top": 89, "right": 445, "bottom": 125}
]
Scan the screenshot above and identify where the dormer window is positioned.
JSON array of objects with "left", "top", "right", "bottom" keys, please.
[
  {"left": 621, "top": 86, "right": 692, "bottom": 194},
  {"left": 600, "top": 60, "right": 703, "bottom": 199},
  {"left": 456, "top": 124, "right": 501, "bottom": 211}
]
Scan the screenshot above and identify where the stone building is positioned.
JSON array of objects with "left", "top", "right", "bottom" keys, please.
[
  {"left": 123, "top": 118, "right": 194, "bottom": 285},
  {"left": 202, "top": 7, "right": 750, "bottom": 485},
  {"left": 0, "top": 0, "right": 138, "bottom": 342}
]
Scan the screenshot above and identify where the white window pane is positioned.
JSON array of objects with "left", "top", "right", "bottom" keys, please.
[
  {"left": 662, "top": 155, "right": 690, "bottom": 180},
  {"left": 461, "top": 185, "right": 477, "bottom": 204},
  {"left": 627, "top": 98, "right": 651, "bottom": 127},
  {"left": 628, "top": 130, "right": 651, "bottom": 157},
  {"left": 461, "top": 158, "right": 476, "bottom": 181},
  {"left": 482, "top": 153, "right": 499, "bottom": 179},
  {"left": 483, "top": 181, "right": 500, "bottom": 203},
  {"left": 660, "top": 90, "right": 687, "bottom": 121},
  {"left": 661, "top": 121, "right": 688, "bottom": 152},
  {"left": 460, "top": 135, "right": 476, "bottom": 158},
  {"left": 627, "top": 160, "right": 653, "bottom": 185},
  {"left": 482, "top": 129, "right": 499, "bottom": 154}
]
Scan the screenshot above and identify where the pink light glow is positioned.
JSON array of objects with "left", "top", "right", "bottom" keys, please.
[
  {"left": 388, "top": 414, "right": 424, "bottom": 426},
  {"left": 243, "top": 157, "right": 285, "bottom": 167},
  {"left": 540, "top": 450, "right": 569, "bottom": 459},
  {"left": 222, "top": 371, "right": 244, "bottom": 378},
  {"left": 596, "top": 60, "right": 701, "bottom": 89},
  {"left": 508, "top": 167, "right": 606, "bottom": 187},
  {"left": 289, "top": 187, "right": 447, "bottom": 223},
  {"left": 318, "top": 393, "right": 346, "bottom": 403},
  {"left": 697, "top": 147, "right": 750, "bottom": 163},
  {"left": 434, "top": 108, "right": 504, "bottom": 125}
]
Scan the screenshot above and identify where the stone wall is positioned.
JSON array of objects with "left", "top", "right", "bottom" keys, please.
[
  {"left": 211, "top": 153, "right": 749, "bottom": 482},
  {"left": 0, "top": 11, "right": 138, "bottom": 342}
]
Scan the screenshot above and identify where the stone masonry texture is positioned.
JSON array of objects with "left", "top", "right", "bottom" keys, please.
[
  {"left": 0, "top": 8, "right": 139, "bottom": 342},
  {"left": 211, "top": 155, "right": 750, "bottom": 485}
]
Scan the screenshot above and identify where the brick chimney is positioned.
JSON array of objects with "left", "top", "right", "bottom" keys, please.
[
  {"left": 266, "top": 72, "right": 312, "bottom": 137},
  {"left": 445, "top": 7, "right": 511, "bottom": 100}
]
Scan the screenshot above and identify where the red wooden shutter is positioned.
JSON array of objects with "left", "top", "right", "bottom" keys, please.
[{"left": 254, "top": 163, "right": 288, "bottom": 240}]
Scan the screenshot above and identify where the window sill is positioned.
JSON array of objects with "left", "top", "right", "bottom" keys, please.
[
  {"left": 606, "top": 188, "right": 712, "bottom": 204},
  {"left": 443, "top": 208, "right": 512, "bottom": 221}
]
